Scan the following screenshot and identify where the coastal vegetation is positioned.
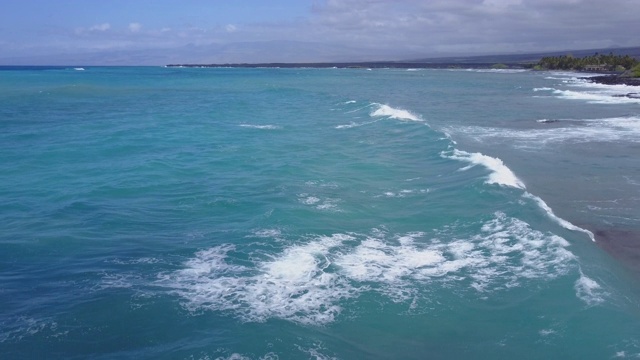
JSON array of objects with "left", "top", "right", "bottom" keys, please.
[{"left": 535, "top": 53, "right": 639, "bottom": 73}]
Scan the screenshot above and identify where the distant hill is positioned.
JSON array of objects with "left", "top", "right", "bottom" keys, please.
[
  {"left": 167, "top": 46, "right": 640, "bottom": 69},
  {"left": 406, "top": 46, "right": 640, "bottom": 64}
]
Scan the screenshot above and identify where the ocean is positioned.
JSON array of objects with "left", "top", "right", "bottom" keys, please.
[{"left": 1, "top": 66, "right": 639, "bottom": 359}]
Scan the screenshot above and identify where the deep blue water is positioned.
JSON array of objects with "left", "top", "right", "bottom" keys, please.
[{"left": 1, "top": 66, "right": 640, "bottom": 359}]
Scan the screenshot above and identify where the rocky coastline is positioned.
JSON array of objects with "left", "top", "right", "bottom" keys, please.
[{"left": 585, "top": 74, "right": 640, "bottom": 87}]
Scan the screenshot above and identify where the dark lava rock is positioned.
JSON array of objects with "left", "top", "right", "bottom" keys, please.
[
  {"left": 612, "top": 93, "right": 640, "bottom": 99},
  {"left": 585, "top": 75, "right": 640, "bottom": 86}
]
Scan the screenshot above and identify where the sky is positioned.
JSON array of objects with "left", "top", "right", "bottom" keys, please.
[{"left": 1, "top": 0, "right": 638, "bottom": 65}]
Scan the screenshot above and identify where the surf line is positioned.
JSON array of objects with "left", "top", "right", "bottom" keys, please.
[
  {"left": 442, "top": 149, "right": 595, "bottom": 241},
  {"left": 364, "top": 103, "right": 594, "bottom": 242}
]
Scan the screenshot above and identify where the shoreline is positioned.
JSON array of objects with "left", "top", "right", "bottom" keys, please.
[
  {"left": 165, "top": 61, "right": 525, "bottom": 70},
  {"left": 584, "top": 74, "right": 640, "bottom": 87}
]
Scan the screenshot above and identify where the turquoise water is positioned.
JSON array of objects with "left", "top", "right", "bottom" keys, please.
[{"left": 1, "top": 66, "right": 640, "bottom": 359}]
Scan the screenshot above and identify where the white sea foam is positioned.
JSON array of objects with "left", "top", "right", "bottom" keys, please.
[
  {"left": 97, "top": 272, "right": 140, "bottom": 289},
  {"left": 214, "top": 353, "right": 276, "bottom": 360},
  {"left": 335, "top": 122, "right": 359, "bottom": 129},
  {"left": 335, "top": 120, "right": 379, "bottom": 129},
  {"left": 316, "top": 200, "right": 340, "bottom": 211},
  {"left": 442, "top": 148, "right": 594, "bottom": 241},
  {"left": 539, "top": 329, "right": 556, "bottom": 337},
  {"left": 296, "top": 343, "right": 338, "bottom": 360},
  {"left": 251, "top": 229, "right": 282, "bottom": 239},
  {"left": 574, "top": 271, "right": 606, "bottom": 305},
  {"left": 370, "top": 103, "right": 422, "bottom": 122},
  {"left": 299, "top": 195, "right": 321, "bottom": 205},
  {"left": 109, "top": 257, "right": 161, "bottom": 265},
  {"left": 443, "top": 149, "right": 526, "bottom": 189},
  {"left": 537, "top": 74, "right": 640, "bottom": 104},
  {"left": 0, "top": 317, "right": 65, "bottom": 343},
  {"left": 161, "top": 213, "right": 575, "bottom": 325},
  {"left": 551, "top": 88, "right": 640, "bottom": 104},
  {"left": 225, "top": 354, "right": 251, "bottom": 360},
  {"left": 335, "top": 103, "right": 409, "bottom": 129},
  {"left": 298, "top": 194, "right": 341, "bottom": 211},
  {"left": 377, "top": 189, "right": 424, "bottom": 198},
  {"left": 160, "top": 236, "right": 356, "bottom": 325},
  {"left": 445, "top": 116, "right": 640, "bottom": 148},
  {"left": 239, "top": 124, "right": 280, "bottom": 130},
  {"left": 449, "top": 68, "right": 528, "bottom": 74}
]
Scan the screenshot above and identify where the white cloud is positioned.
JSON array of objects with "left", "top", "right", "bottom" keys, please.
[
  {"left": 89, "top": 23, "right": 110, "bottom": 32},
  {"left": 4, "top": 0, "right": 640, "bottom": 65},
  {"left": 129, "top": 23, "right": 142, "bottom": 33},
  {"left": 305, "top": 0, "right": 639, "bottom": 56}
]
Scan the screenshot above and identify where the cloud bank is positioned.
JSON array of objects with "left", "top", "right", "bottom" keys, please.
[{"left": 1, "top": 0, "right": 638, "bottom": 65}]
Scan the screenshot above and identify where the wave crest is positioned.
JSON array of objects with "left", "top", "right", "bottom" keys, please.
[
  {"left": 443, "top": 149, "right": 526, "bottom": 189},
  {"left": 370, "top": 104, "right": 422, "bottom": 122}
]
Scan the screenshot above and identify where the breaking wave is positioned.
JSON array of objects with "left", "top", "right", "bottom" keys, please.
[
  {"left": 444, "top": 116, "right": 640, "bottom": 148},
  {"left": 442, "top": 149, "right": 526, "bottom": 189},
  {"left": 535, "top": 75, "right": 640, "bottom": 104},
  {"left": 575, "top": 270, "right": 606, "bottom": 306},
  {"left": 370, "top": 103, "right": 422, "bottom": 122},
  {"left": 442, "top": 149, "right": 594, "bottom": 241},
  {"left": 159, "top": 212, "right": 577, "bottom": 325}
]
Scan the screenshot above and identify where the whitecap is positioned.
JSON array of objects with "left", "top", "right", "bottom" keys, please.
[
  {"left": 251, "top": 229, "right": 282, "bottom": 238},
  {"left": 316, "top": 199, "right": 341, "bottom": 211},
  {"left": 551, "top": 88, "right": 640, "bottom": 104},
  {"left": 442, "top": 149, "right": 526, "bottom": 189},
  {"left": 442, "top": 148, "right": 594, "bottom": 241},
  {"left": 335, "top": 120, "right": 378, "bottom": 129},
  {"left": 296, "top": 343, "right": 338, "bottom": 360},
  {"left": 539, "top": 329, "right": 556, "bottom": 336},
  {"left": 574, "top": 271, "right": 606, "bottom": 305},
  {"left": 239, "top": 124, "right": 280, "bottom": 130},
  {"left": 299, "top": 195, "right": 321, "bottom": 205},
  {"left": 444, "top": 116, "right": 640, "bottom": 148},
  {"left": 449, "top": 68, "right": 527, "bottom": 74},
  {"left": 370, "top": 103, "right": 422, "bottom": 122},
  {"left": 539, "top": 75, "right": 640, "bottom": 104},
  {"left": 523, "top": 192, "right": 595, "bottom": 241}
]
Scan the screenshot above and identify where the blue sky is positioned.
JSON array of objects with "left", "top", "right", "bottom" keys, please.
[{"left": 1, "top": 0, "right": 638, "bottom": 65}]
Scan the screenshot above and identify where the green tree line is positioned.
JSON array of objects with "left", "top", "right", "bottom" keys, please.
[{"left": 534, "top": 52, "right": 638, "bottom": 71}]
